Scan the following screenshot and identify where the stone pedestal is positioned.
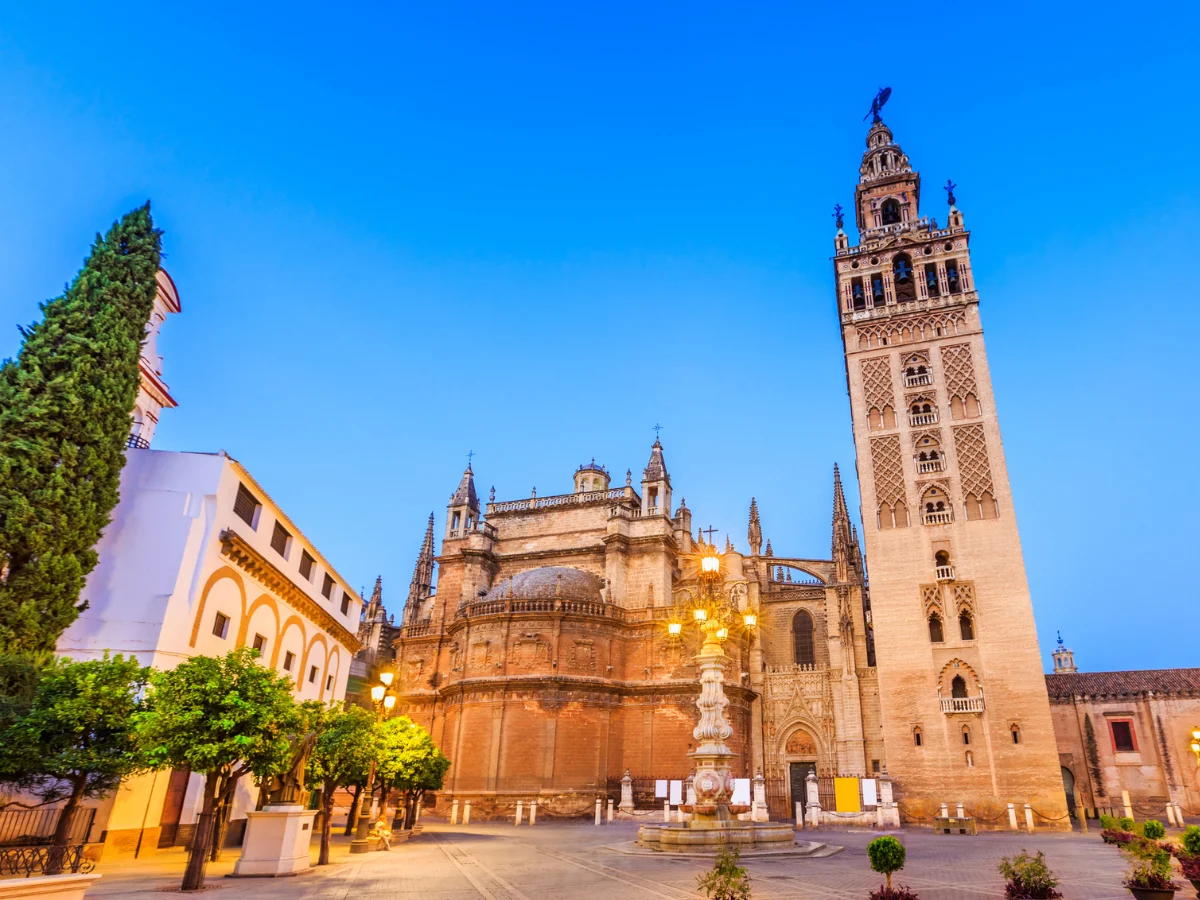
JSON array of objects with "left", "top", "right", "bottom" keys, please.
[
  {"left": 619, "top": 770, "right": 634, "bottom": 814},
  {"left": 232, "top": 805, "right": 315, "bottom": 877}
]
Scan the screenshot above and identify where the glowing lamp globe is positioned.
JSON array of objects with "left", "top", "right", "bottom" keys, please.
[
  {"left": 716, "top": 627, "right": 728, "bottom": 641},
  {"left": 668, "top": 621, "right": 682, "bottom": 636},
  {"left": 742, "top": 613, "right": 757, "bottom": 629},
  {"left": 370, "top": 684, "right": 385, "bottom": 702},
  {"left": 383, "top": 693, "right": 397, "bottom": 711},
  {"left": 700, "top": 553, "right": 721, "bottom": 575},
  {"left": 693, "top": 608, "right": 707, "bottom": 622},
  {"left": 378, "top": 669, "right": 396, "bottom": 687}
]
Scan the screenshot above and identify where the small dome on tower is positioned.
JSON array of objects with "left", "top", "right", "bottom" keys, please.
[{"left": 574, "top": 459, "right": 610, "bottom": 493}]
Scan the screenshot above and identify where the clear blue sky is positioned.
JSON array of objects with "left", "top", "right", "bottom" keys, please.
[{"left": 1, "top": 3, "right": 1195, "bottom": 672}]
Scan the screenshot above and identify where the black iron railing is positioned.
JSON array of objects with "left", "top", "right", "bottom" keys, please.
[
  {"left": 126, "top": 433, "right": 150, "bottom": 449},
  {"left": 0, "top": 845, "right": 95, "bottom": 877},
  {"left": 0, "top": 807, "right": 96, "bottom": 846}
]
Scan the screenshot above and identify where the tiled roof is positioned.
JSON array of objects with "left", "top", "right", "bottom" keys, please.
[{"left": 1045, "top": 668, "right": 1200, "bottom": 700}]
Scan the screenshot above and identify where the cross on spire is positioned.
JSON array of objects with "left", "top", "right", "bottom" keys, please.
[
  {"left": 466, "top": 450, "right": 475, "bottom": 467},
  {"left": 702, "top": 525, "right": 718, "bottom": 544},
  {"left": 653, "top": 423, "right": 663, "bottom": 439}
]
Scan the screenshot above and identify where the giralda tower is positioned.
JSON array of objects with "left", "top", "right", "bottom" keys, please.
[{"left": 833, "top": 98, "right": 1069, "bottom": 823}]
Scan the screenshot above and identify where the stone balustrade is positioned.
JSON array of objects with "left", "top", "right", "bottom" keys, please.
[
  {"left": 935, "top": 565, "right": 955, "bottom": 582},
  {"left": 905, "top": 372, "right": 932, "bottom": 387},
  {"left": 401, "top": 620, "right": 434, "bottom": 638},
  {"left": 489, "top": 487, "right": 636, "bottom": 516},
  {"left": 917, "top": 458, "right": 945, "bottom": 474},
  {"left": 940, "top": 695, "right": 985, "bottom": 714},
  {"left": 456, "top": 597, "right": 627, "bottom": 622},
  {"left": 923, "top": 511, "right": 953, "bottom": 525},
  {"left": 909, "top": 411, "right": 939, "bottom": 426}
]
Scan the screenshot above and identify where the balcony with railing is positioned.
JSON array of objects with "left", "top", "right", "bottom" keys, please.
[
  {"left": 916, "top": 458, "right": 945, "bottom": 474},
  {"left": 923, "top": 510, "right": 953, "bottom": 526},
  {"left": 904, "top": 372, "right": 932, "bottom": 388},
  {"left": 455, "top": 596, "right": 627, "bottom": 622},
  {"left": 489, "top": 486, "right": 638, "bottom": 516},
  {"left": 445, "top": 519, "right": 498, "bottom": 541},
  {"left": 126, "top": 432, "right": 150, "bottom": 450},
  {"left": 400, "top": 619, "right": 434, "bottom": 638},
  {"left": 909, "top": 411, "right": 939, "bottom": 427},
  {"left": 935, "top": 565, "right": 955, "bottom": 582},
  {"left": 940, "top": 695, "right": 985, "bottom": 714}
]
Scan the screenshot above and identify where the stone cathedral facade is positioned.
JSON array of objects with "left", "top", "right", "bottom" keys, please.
[{"left": 391, "top": 111, "right": 1073, "bottom": 825}]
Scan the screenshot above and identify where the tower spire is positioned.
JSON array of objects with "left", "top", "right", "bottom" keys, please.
[
  {"left": 747, "top": 498, "right": 762, "bottom": 556},
  {"left": 405, "top": 512, "right": 436, "bottom": 624}
]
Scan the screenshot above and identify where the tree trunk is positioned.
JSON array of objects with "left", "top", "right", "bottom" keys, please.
[
  {"left": 318, "top": 783, "right": 335, "bottom": 866},
  {"left": 208, "top": 793, "right": 228, "bottom": 862},
  {"left": 344, "top": 785, "right": 361, "bottom": 835},
  {"left": 46, "top": 774, "right": 87, "bottom": 875},
  {"left": 182, "top": 772, "right": 220, "bottom": 891}
]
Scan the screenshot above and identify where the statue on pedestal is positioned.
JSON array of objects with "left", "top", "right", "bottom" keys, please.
[{"left": 262, "top": 731, "right": 319, "bottom": 807}]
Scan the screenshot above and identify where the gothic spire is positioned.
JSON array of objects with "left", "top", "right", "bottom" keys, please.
[
  {"left": 642, "top": 439, "right": 670, "bottom": 485},
  {"left": 831, "top": 463, "right": 854, "bottom": 560},
  {"left": 747, "top": 498, "right": 762, "bottom": 556},
  {"left": 404, "top": 512, "right": 436, "bottom": 624},
  {"left": 448, "top": 463, "right": 479, "bottom": 511}
]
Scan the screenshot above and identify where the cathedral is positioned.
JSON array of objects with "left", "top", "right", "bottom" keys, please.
[{"left": 389, "top": 109, "right": 1078, "bottom": 826}]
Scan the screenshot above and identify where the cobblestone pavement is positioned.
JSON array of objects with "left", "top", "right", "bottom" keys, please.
[{"left": 84, "top": 820, "right": 1178, "bottom": 900}]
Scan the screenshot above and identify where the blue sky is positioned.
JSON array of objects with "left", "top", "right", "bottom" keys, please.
[{"left": 0, "top": 3, "right": 1195, "bottom": 672}]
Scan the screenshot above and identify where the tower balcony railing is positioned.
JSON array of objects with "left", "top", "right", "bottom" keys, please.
[
  {"left": 909, "top": 411, "right": 939, "bottom": 427},
  {"left": 126, "top": 432, "right": 150, "bottom": 450},
  {"left": 904, "top": 373, "right": 932, "bottom": 387},
  {"left": 916, "top": 459, "right": 945, "bottom": 474},
  {"left": 935, "top": 565, "right": 955, "bottom": 582},
  {"left": 400, "top": 619, "right": 434, "bottom": 638},
  {"left": 940, "top": 695, "right": 985, "bottom": 714},
  {"left": 445, "top": 520, "right": 498, "bottom": 540},
  {"left": 489, "top": 486, "right": 637, "bottom": 516},
  {"left": 923, "top": 510, "right": 953, "bottom": 526},
  {"left": 455, "top": 596, "right": 627, "bottom": 622}
]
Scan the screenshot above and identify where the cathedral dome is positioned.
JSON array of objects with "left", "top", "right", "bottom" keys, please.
[{"left": 485, "top": 566, "right": 602, "bottom": 603}]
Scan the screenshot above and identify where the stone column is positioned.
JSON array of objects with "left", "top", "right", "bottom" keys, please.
[
  {"left": 594, "top": 799, "right": 601, "bottom": 826},
  {"left": 607, "top": 799, "right": 614, "bottom": 824},
  {"left": 619, "top": 770, "right": 634, "bottom": 814},
  {"left": 752, "top": 772, "right": 768, "bottom": 823},
  {"left": 805, "top": 771, "right": 822, "bottom": 829},
  {"left": 450, "top": 799, "right": 459, "bottom": 825}
]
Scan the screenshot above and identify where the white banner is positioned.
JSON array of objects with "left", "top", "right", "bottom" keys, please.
[
  {"left": 655, "top": 779, "right": 668, "bottom": 799},
  {"left": 731, "top": 778, "right": 751, "bottom": 805},
  {"left": 669, "top": 780, "right": 683, "bottom": 805},
  {"left": 862, "top": 778, "right": 878, "bottom": 807}
]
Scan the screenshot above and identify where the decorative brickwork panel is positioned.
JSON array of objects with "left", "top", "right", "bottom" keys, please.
[
  {"left": 861, "top": 356, "right": 895, "bottom": 413},
  {"left": 953, "top": 583, "right": 976, "bottom": 614},
  {"left": 854, "top": 309, "right": 968, "bottom": 350},
  {"left": 921, "top": 584, "right": 943, "bottom": 616},
  {"left": 869, "top": 435, "right": 906, "bottom": 506},
  {"left": 940, "top": 344, "right": 978, "bottom": 401},
  {"left": 952, "top": 424, "right": 994, "bottom": 497}
]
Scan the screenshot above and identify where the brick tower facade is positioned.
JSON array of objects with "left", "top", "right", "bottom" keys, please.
[{"left": 834, "top": 113, "right": 1069, "bottom": 824}]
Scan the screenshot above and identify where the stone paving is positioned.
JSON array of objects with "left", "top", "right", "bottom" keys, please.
[{"left": 81, "top": 820, "right": 1189, "bottom": 900}]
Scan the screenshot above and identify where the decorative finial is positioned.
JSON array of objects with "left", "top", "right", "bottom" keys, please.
[
  {"left": 944, "top": 179, "right": 957, "bottom": 207},
  {"left": 833, "top": 203, "right": 844, "bottom": 231},
  {"left": 489, "top": 485, "right": 495, "bottom": 502},
  {"left": 1057, "top": 630, "right": 1063, "bottom": 647},
  {"left": 625, "top": 468, "right": 632, "bottom": 487},
  {"left": 864, "top": 86, "right": 892, "bottom": 123},
  {"left": 653, "top": 422, "right": 663, "bottom": 440}
]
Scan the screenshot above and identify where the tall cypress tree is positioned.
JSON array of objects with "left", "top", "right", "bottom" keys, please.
[{"left": 0, "top": 204, "right": 162, "bottom": 653}]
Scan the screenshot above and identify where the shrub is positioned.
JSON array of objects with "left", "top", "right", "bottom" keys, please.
[
  {"left": 1141, "top": 819, "right": 1165, "bottom": 840},
  {"left": 868, "top": 836, "right": 907, "bottom": 891},
  {"left": 1121, "top": 843, "right": 1180, "bottom": 892},
  {"left": 1180, "top": 855, "right": 1200, "bottom": 882},
  {"left": 697, "top": 848, "right": 751, "bottom": 900},
  {"left": 868, "top": 888, "right": 920, "bottom": 900},
  {"left": 1098, "top": 814, "right": 1115, "bottom": 830},
  {"left": 997, "top": 849, "right": 1063, "bottom": 900},
  {"left": 1101, "top": 829, "right": 1138, "bottom": 846},
  {"left": 1118, "top": 816, "right": 1135, "bottom": 832},
  {"left": 1183, "top": 825, "right": 1200, "bottom": 857}
]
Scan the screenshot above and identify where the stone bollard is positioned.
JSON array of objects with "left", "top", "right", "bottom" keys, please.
[
  {"left": 880, "top": 776, "right": 900, "bottom": 829},
  {"left": 939, "top": 803, "right": 949, "bottom": 818},
  {"left": 515, "top": 800, "right": 523, "bottom": 826},
  {"left": 956, "top": 802, "right": 964, "bottom": 820},
  {"left": 1075, "top": 793, "right": 1088, "bottom": 833},
  {"left": 463, "top": 801, "right": 471, "bottom": 825},
  {"left": 1166, "top": 803, "right": 1177, "bottom": 827},
  {"left": 530, "top": 801, "right": 537, "bottom": 826},
  {"left": 805, "top": 772, "right": 822, "bottom": 829},
  {"left": 1024, "top": 803, "right": 1035, "bottom": 832},
  {"left": 619, "top": 770, "right": 634, "bottom": 814},
  {"left": 1175, "top": 802, "right": 1185, "bottom": 827},
  {"left": 1008, "top": 803, "right": 1019, "bottom": 831},
  {"left": 795, "top": 802, "right": 803, "bottom": 828},
  {"left": 607, "top": 799, "right": 614, "bottom": 824},
  {"left": 595, "top": 799, "right": 601, "bottom": 826},
  {"left": 1122, "top": 791, "right": 1133, "bottom": 820},
  {"left": 451, "top": 799, "right": 459, "bottom": 825},
  {"left": 663, "top": 801, "right": 670, "bottom": 823}
]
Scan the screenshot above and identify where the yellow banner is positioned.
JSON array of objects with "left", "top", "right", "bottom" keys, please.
[{"left": 834, "top": 777, "right": 861, "bottom": 813}]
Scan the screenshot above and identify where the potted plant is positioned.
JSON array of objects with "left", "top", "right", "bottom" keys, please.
[
  {"left": 697, "top": 848, "right": 751, "bottom": 900},
  {"left": 867, "top": 836, "right": 919, "bottom": 900},
  {"left": 1178, "top": 856, "right": 1200, "bottom": 898},
  {"left": 1179, "top": 826, "right": 1200, "bottom": 896},
  {"left": 998, "top": 850, "right": 1063, "bottom": 899},
  {"left": 1122, "top": 842, "right": 1180, "bottom": 900}
]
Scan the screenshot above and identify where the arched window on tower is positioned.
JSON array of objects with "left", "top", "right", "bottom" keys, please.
[
  {"left": 871, "top": 274, "right": 886, "bottom": 307},
  {"left": 851, "top": 277, "right": 866, "bottom": 311},
  {"left": 951, "top": 675, "right": 968, "bottom": 699},
  {"left": 928, "top": 614, "right": 944, "bottom": 643},
  {"left": 924, "top": 263, "right": 941, "bottom": 298},
  {"left": 945, "top": 258, "right": 962, "bottom": 293},
  {"left": 881, "top": 198, "right": 902, "bottom": 225},
  {"left": 792, "top": 610, "right": 816, "bottom": 666},
  {"left": 959, "top": 611, "right": 975, "bottom": 641},
  {"left": 892, "top": 254, "right": 916, "bottom": 303}
]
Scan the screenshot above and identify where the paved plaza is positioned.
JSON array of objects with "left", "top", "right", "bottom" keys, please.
[{"left": 79, "top": 820, "right": 1185, "bottom": 900}]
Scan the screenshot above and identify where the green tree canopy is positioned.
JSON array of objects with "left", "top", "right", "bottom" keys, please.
[
  {"left": 0, "top": 204, "right": 162, "bottom": 653},
  {"left": 0, "top": 652, "right": 150, "bottom": 866},
  {"left": 136, "top": 648, "right": 299, "bottom": 890},
  {"left": 305, "top": 703, "right": 376, "bottom": 865},
  {"left": 378, "top": 716, "right": 450, "bottom": 830}
]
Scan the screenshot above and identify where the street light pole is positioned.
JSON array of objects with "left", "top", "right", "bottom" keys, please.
[{"left": 350, "top": 668, "right": 396, "bottom": 854}]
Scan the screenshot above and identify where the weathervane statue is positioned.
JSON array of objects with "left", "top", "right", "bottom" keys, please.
[{"left": 864, "top": 86, "right": 892, "bottom": 123}]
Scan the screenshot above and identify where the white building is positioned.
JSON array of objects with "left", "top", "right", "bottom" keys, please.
[
  {"left": 56, "top": 446, "right": 364, "bottom": 855},
  {"left": 129, "top": 269, "right": 180, "bottom": 448}
]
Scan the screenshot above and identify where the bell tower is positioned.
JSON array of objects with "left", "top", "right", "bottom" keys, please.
[{"left": 833, "top": 97, "right": 1068, "bottom": 824}]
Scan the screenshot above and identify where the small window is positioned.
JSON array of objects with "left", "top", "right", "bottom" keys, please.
[
  {"left": 326, "top": 675, "right": 334, "bottom": 691},
  {"left": 299, "top": 550, "right": 315, "bottom": 581},
  {"left": 308, "top": 665, "right": 318, "bottom": 684},
  {"left": 914, "top": 729, "right": 923, "bottom": 747},
  {"left": 962, "top": 726, "right": 971, "bottom": 746},
  {"left": 881, "top": 198, "right": 902, "bottom": 225},
  {"left": 212, "top": 612, "right": 230, "bottom": 639},
  {"left": 1110, "top": 720, "right": 1137, "bottom": 753},
  {"left": 283, "top": 651, "right": 295, "bottom": 672},
  {"left": 851, "top": 277, "right": 866, "bottom": 311},
  {"left": 1011, "top": 725, "right": 1021, "bottom": 745},
  {"left": 872, "top": 759, "right": 880, "bottom": 774},
  {"left": 322, "top": 574, "right": 334, "bottom": 599},
  {"left": 234, "top": 484, "right": 261, "bottom": 528},
  {"left": 965, "top": 750, "right": 974, "bottom": 768},
  {"left": 270, "top": 521, "right": 291, "bottom": 557},
  {"left": 340, "top": 591, "right": 351, "bottom": 615},
  {"left": 946, "top": 258, "right": 962, "bottom": 293},
  {"left": 959, "top": 612, "right": 975, "bottom": 641},
  {"left": 928, "top": 615, "right": 944, "bottom": 643},
  {"left": 252, "top": 633, "right": 267, "bottom": 654}
]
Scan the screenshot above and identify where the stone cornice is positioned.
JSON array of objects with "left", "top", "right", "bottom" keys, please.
[{"left": 218, "top": 529, "right": 361, "bottom": 653}]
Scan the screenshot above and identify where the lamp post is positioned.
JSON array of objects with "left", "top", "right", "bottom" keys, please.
[
  {"left": 666, "top": 540, "right": 756, "bottom": 824},
  {"left": 1190, "top": 726, "right": 1200, "bottom": 766},
  {"left": 350, "top": 667, "right": 397, "bottom": 854}
]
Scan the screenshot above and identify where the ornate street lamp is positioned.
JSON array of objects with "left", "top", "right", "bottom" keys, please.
[
  {"left": 350, "top": 666, "right": 397, "bottom": 854},
  {"left": 1190, "top": 725, "right": 1200, "bottom": 766},
  {"left": 665, "top": 540, "right": 756, "bottom": 822}
]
